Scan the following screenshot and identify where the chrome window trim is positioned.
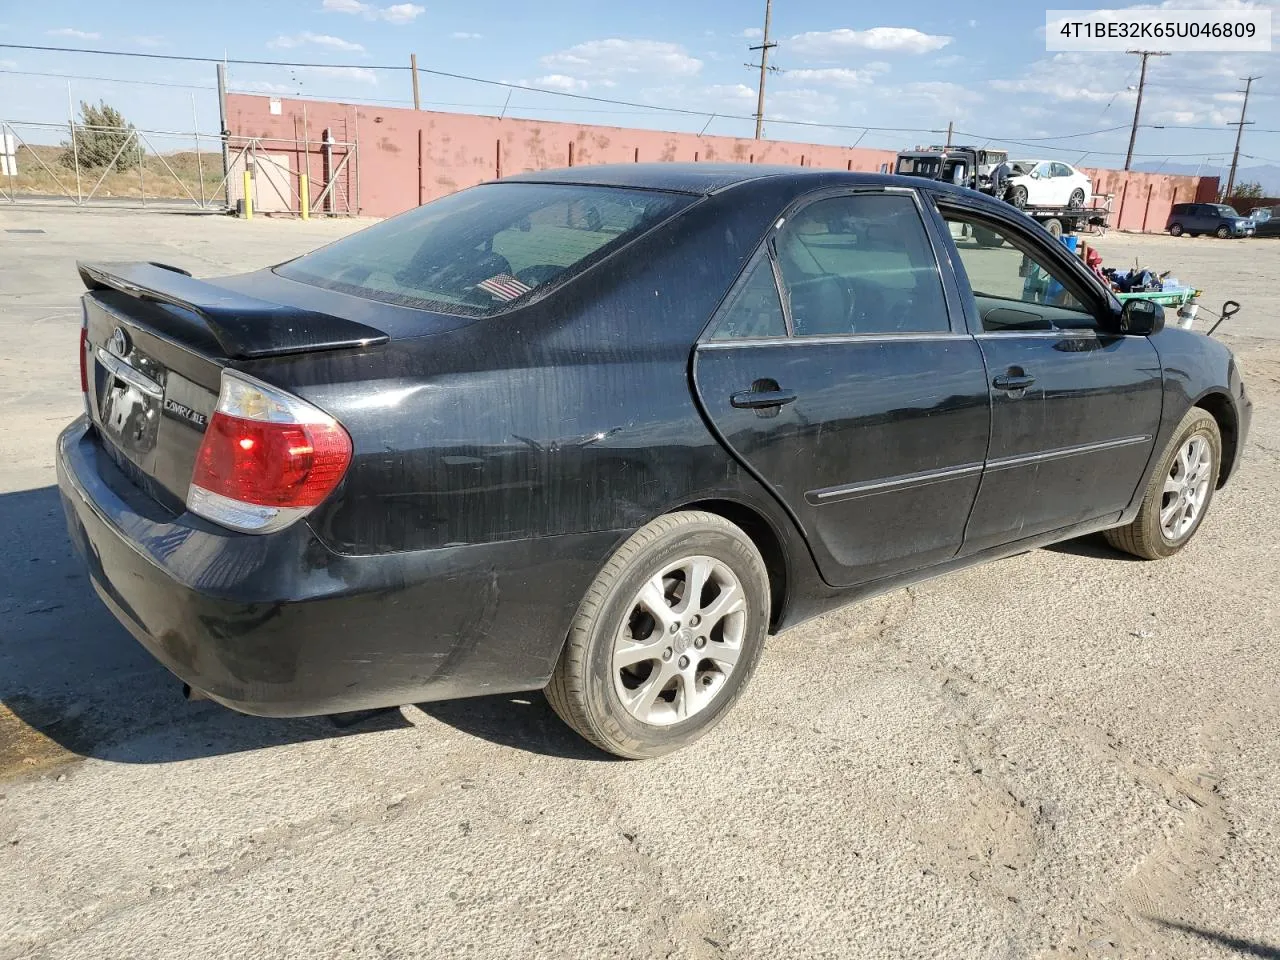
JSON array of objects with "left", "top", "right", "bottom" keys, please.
[{"left": 700, "top": 332, "right": 972, "bottom": 349}]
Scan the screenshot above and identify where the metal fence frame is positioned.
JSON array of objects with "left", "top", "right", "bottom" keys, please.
[{"left": 0, "top": 119, "right": 359, "bottom": 216}]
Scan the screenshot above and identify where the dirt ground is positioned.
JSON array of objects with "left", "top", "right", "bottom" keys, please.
[{"left": 0, "top": 207, "right": 1277, "bottom": 960}]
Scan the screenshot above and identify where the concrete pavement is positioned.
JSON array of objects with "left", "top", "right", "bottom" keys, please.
[{"left": 1, "top": 207, "right": 1277, "bottom": 959}]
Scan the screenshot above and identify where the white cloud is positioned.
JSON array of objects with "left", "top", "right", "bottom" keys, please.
[
  {"left": 231, "top": 80, "right": 298, "bottom": 95},
  {"left": 381, "top": 3, "right": 425, "bottom": 23},
  {"left": 534, "top": 74, "right": 590, "bottom": 92},
  {"left": 788, "top": 26, "right": 953, "bottom": 56},
  {"left": 321, "top": 0, "right": 424, "bottom": 22},
  {"left": 298, "top": 65, "right": 379, "bottom": 84},
  {"left": 740, "top": 27, "right": 763, "bottom": 39},
  {"left": 47, "top": 28, "right": 100, "bottom": 40},
  {"left": 269, "top": 31, "right": 365, "bottom": 52},
  {"left": 703, "top": 83, "right": 757, "bottom": 102},
  {"left": 541, "top": 39, "right": 703, "bottom": 79},
  {"left": 451, "top": 31, "right": 482, "bottom": 39},
  {"left": 784, "top": 67, "right": 877, "bottom": 88}
]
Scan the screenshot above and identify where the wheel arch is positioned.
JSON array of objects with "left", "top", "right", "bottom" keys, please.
[
  {"left": 1193, "top": 389, "right": 1239, "bottom": 487},
  {"left": 678, "top": 497, "right": 789, "bottom": 632}
]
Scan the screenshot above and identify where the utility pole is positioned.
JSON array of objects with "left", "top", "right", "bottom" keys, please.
[
  {"left": 1225, "top": 75, "right": 1260, "bottom": 199},
  {"left": 944, "top": 120, "right": 953, "bottom": 147},
  {"left": 1123, "top": 50, "right": 1169, "bottom": 171},
  {"left": 216, "top": 62, "right": 231, "bottom": 206},
  {"left": 410, "top": 53, "right": 421, "bottom": 110},
  {"left": 749, "top": 0, "right": 777, "bottom": 139}
]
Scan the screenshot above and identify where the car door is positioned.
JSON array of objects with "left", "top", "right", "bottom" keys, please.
[
  {"left": 1049, "top": 163, "right": 1073, "bottom": 204},
  {"left": 693, "top": 189, "right": 990, "bottom": 588},
  {"left": 930, "top": 197, "right": 1164, "bottom": 554},
  {"left": 1190, "top": 204, "right": 1212, "bottom": 233}
]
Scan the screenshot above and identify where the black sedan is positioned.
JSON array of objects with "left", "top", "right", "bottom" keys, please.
[{"left": 58, "top": 165, "right": 1251, "bottom": 758}]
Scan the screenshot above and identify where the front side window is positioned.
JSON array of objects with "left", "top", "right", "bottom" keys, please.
[
  {"left": 773, "top": 194, "right": 949, "bottom": 337},
  {"left": 277, "top": 182, "right": 693, "bottom": 317},
  {"left": 943, "top": 212, "right": 1097, "bottom": 331}
]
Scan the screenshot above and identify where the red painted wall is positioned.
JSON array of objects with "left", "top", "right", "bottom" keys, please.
[
  {"left": 1083, "top": 167, "right": 1220, "bottom": 233},
  {"left": 227, "top": 94, "right": 899, "bottom": 217},
  {"left": 227, "top": 93, "right": 1217, "bottom": 233}
]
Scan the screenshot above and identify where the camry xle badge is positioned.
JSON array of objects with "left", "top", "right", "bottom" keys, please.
[
  {"left": 108, "top": 327, "right": 130, "bottom": 359},
  {"left": 162, "top": 397, "right": 209, "bottom": 430}
]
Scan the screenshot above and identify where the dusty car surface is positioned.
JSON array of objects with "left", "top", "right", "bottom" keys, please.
[{"left": 58, "top": 164, "right": 1251, "bottom": 758}]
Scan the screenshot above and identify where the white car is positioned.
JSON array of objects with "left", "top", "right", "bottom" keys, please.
[{"left": 1005, "top": 160, "right": 1092, "bottom": 209}]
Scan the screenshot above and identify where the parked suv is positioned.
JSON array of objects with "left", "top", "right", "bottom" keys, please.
[{"left": 1166, "top": 203, "right": 1257, "bottom": 238}]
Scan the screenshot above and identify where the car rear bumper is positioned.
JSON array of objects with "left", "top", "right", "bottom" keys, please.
[{"left": 56, "top": 417, "right": 619, "bottom": 717}]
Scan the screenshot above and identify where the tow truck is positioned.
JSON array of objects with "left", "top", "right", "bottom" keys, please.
[{"left": 893, "top": 145, "right": 1111, "bottom": 238}]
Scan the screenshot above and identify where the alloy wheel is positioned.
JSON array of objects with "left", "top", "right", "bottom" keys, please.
[
  {"left": 612, "top": 555, "right": 748, "bottom": 726},
  {"left": 1161, "top": 435, "right": 1213, "bottom": 541}
]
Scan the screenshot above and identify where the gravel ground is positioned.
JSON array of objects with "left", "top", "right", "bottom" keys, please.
[{"left": 1, "top": 208, "right": 1277, "bottom": 960}]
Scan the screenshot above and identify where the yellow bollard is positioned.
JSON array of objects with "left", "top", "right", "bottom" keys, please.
[
  {"left": 299, "top": 173, "right": 310, "bottom": 221},
  {"left": 242, "top": 170, "right": 253, "bottom": 220}
]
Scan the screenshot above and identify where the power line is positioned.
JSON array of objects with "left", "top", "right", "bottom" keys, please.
[
  {"left": 0, "top": 41, "right": 1275, "bottom": 155},
  {"left": 0, "top": 67, "right": 214, "bottom": 90}
]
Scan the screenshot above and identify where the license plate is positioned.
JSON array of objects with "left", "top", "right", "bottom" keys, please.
[{"left": 98, "top": 369, "right": 160, "bottom": 457}]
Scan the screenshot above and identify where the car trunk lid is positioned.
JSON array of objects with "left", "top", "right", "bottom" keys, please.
[{"left": 79, "top": 261, "right": 388, "bottom": 511}]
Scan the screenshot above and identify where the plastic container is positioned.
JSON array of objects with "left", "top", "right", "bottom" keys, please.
[{"left": 1059, "top": 234, "right": 1079, "bottom": 254}]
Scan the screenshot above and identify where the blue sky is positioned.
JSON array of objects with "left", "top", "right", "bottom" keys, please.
[{"left": 1, "top": 0, "right": 1276, "bottom": 180}]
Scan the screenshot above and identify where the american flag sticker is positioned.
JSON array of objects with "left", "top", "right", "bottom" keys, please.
[{"left": 477, "top": 274, "right": 533, "bottom": 302}]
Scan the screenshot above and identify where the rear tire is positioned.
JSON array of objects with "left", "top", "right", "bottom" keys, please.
[
  {"left": 1170, "top": 223, "right": 1184, "bottom": 237},
  {"left": 1104, "top": 408, "right": 1221, "bottom": 560},
  {"left": 545, "top": 511, "right": 771, "bottom": 759},
  {"left": 1068, "top": 188, "right": 1086, "bottom": 209},
  {"left": 1042, "top": 217, "right": 1063, "bottom": 239}
]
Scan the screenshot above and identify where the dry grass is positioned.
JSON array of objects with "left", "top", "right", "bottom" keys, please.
[{"left": 1, "top": 143, "right": 227, "bottom": 204}]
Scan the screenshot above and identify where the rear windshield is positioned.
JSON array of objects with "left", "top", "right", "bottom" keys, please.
[{"left": 277, "top": 182, "right": 694, "bottom": 316}]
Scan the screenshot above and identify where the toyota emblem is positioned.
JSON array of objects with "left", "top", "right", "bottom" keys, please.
[{"left": 108, "top": 327, "right": 130, "bottom": 358}]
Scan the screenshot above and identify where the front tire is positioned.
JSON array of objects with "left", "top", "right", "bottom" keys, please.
[
  {"left": 1104, "top": 408, "right": 1221, "bottom": 560},
  {"left": 545, "top": 511, "right": 771, "bottom": 758},
  {"left": 1216, "top": 225, "right": 1231, "bottom": 239},
  {"left": 1009, "top": 185, "right": 1028, "bottom": 209}
]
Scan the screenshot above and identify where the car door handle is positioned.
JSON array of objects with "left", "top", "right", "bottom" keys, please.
[
  {"left": 992, "top": 374, "right": 1036, "bottom": 391},
  {"left": 730, "top": 388, "right": 798, "bottom": 409}
]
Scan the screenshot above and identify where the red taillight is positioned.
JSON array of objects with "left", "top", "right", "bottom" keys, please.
[
  {"left": 192, "top": 412, "right": 351, "bottom": 508},
  {"left": 79, "top": 327, "right": 88, "bottom": 393},
  {"left": 186, "top": 371, "right": 352, "bottom": 534}
]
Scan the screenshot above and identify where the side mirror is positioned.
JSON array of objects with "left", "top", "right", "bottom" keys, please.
[{"left": 1119, "top": 298, "right": 1165, "bottom": 336}]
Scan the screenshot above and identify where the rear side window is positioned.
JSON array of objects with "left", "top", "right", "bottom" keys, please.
[
  {"left": 277, "top": 182, "right": 693, "bottom": 317},
  {"left": 773, "top": 194, "right": 949, "bottom": 336}
]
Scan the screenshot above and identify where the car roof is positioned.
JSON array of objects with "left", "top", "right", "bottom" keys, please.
[{"left": 504, "top": 162, "right": 934, "bottom": 197}]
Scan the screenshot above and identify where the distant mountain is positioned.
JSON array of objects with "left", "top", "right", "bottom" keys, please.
[{"left": 1133, "top": 161, "right": 1280, "bottom": 196}]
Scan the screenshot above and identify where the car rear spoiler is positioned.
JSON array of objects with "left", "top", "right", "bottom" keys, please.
[{"left": 78, "top": 260, "right": 390, "bottom": 360}]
